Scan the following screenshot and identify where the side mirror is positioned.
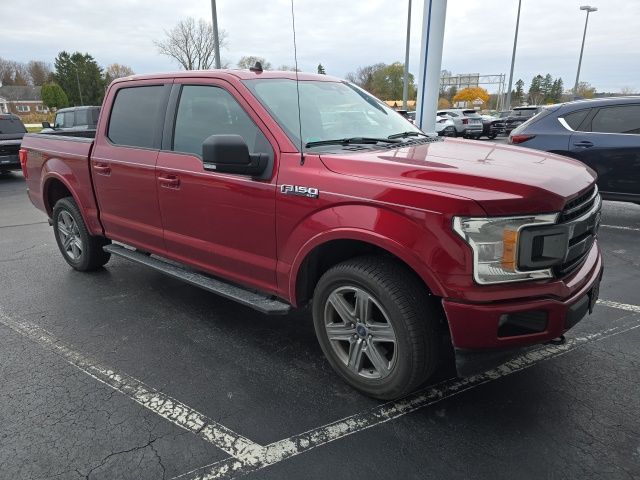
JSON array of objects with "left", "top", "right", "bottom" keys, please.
[
  {"left": 202, "top": 134, "right": 267, "bottom": 176},
  {"left": 42, "top": 121, "right": 52, "bottom": 129}
]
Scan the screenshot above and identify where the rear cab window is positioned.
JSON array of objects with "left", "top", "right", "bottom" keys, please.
[{"left": 107, "top": 85, "right": 167, "bottom": 148}]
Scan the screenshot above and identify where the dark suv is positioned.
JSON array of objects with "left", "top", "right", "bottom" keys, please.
[
  {"left": 509, "top": 96, "right": 640, "bottom": 203},
  {"left": 491, "top": 106, "right": 543, "bottom": 136},
  {"left": 41, "top": 106, "right": 100, "bottom": 134},
  {"left": 0, "top": 114, "right": 27, "bottom": 173}
]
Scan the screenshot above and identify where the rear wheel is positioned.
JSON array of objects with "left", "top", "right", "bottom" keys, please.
[
  {"left": 312, "top": 256, "right": 439, "bottom": 400},
  {"left": 52, "top": 197, "right": 111, "bottom": 271}
]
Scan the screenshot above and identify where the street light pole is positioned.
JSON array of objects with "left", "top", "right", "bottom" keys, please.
[
  {"left": 211, "top": 0, "right": 222, "bottom": 69},
  {"left": 573, "top": 5, "right": 597, "bottom": 98},
  {"left": 402, "top": 0, "right": 412, "bottom": 111},
  {"left": 504, "top": 0, "right": 522, "bottom": 111},
  {"left": 69, "top": 60, "right": 83, "bottom": 106}
]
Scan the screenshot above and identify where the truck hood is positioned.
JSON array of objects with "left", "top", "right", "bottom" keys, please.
[{"left": 319, "top": 138, "right": 596, "bottom": 215}]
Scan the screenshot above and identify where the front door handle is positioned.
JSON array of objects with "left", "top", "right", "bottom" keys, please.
[
  {"left": 158, "top": 173, "right": 180, "bottom": 189},
  {"left": 573, "top": 140, "right": 594, "bottom": 148},
  {"left": 93, "top": 163, "right": 111, "bottom": 175}
]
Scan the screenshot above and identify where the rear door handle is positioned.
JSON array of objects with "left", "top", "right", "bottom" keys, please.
[
  {"left": 158, "top": 173, "right": 180, "bottom": 189},
  {"left": 93, "top": 163, "right": 111, "bottom": 175},
  {"left": 573, "top": 140, "right": 594, "bottom": 148}
]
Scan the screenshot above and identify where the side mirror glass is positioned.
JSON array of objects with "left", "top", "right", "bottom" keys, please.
[
  {"left": 202, "top": 134, "right": 267, "bottom": 176},
  {"left": 42, "top": 121, "right": 51, "bottom": 129}
]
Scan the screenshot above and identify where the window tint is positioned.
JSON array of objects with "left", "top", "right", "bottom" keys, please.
[
  {"left": 64, "top": 111, "right": 74, "bottom": 127},
  {"left": 591, "top": 105, "right": 640, "bottom": 134},
  {"left": 0, "top": 117, "right": 26, "bottom": 134},
  {"left": 75, "top": 109, "right": 89, "bottom": 126},
  {"left": 108, "top": 86, "right": 165, "bottom": 148},
  {"left": 173, "top": 85, "right": 272, "bottom": 157},
  {"left": 563, "top": 109, "right": 590, "bottom": 130}
]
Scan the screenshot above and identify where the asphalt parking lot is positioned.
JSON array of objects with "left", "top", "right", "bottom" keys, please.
[{"left": 1, "top": 167, "right": 639, "bottom": 480}]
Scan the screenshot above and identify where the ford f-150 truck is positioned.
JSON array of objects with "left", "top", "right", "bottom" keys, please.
[{"left": 20, "top": 70, "right": 603, "bottom": 400}]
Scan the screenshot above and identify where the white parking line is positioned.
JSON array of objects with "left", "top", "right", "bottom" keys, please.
[
  {"left": 601, "top": 224, "right": 640, "bottom": 232},
  {"left": 177, "top": 300, "right": 640, "bottom": 480},
  {"left": 597, "top": 299, "right": 640, "bottom": 313},
  {"left": 0, "top": 309, "right": 265, "bottom": 464}
]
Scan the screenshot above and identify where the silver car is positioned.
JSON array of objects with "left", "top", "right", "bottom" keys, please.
[{"left": 436, "top": 109, "right": 483, "bottom": 138}]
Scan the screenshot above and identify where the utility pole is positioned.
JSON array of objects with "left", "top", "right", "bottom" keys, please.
[
  {"left": 573, "top": 5, "right": 597, "bottom": 98},
  {"left": 402, "top": 0, "right": 412, "bottom": 111},
  {"left": 211, "top": 0, "right": 222, "bottom": 69},
  {"left": 505, "top": 0, "right": 522, "bottom": 111}
]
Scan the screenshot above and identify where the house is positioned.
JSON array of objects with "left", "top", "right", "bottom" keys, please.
[{"left": 0, "top": 85, "right": 49, "bottom": 115}]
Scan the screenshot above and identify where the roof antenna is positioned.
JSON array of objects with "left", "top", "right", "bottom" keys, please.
[{"left": 290, "top": 0, "right": 305, "bottom": 165}]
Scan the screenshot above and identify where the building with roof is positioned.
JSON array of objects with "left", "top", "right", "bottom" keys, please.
[{"left": 0, "top": 85, "right": 49, "bottom": 115}]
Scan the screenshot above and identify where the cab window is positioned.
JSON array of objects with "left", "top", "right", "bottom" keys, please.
[{"left": 172, "top": 85, "right": 273, "bottom": 158}]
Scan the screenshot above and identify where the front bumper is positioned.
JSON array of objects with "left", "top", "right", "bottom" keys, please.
[
  {"left": 442, "top": 243, "right": 603, "bottom": 350},
  {"left": 0, "top": 154, "right": 20, "bottom": 170}
]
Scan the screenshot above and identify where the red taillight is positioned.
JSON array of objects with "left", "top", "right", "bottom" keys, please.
[
  {"left": 19, "top": 148, "right": 28, "bottom": 179},
  {"left": 462, "top": 118, "right": 469, "bottom": 125},
  {"left": 509, "top": 134, "right": 535, "bottom": 144}
]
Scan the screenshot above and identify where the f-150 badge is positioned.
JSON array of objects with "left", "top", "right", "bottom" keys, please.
[{"left": 280, "top": 185, "right": 319, "bottom": 199}]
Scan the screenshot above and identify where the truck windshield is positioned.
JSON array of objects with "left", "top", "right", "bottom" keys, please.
[
  {"left": 0, "top": 116, "right": 27, "bottom": 134},
  {"left": 243, "top": 79, "right": 422, "bottom": 149}
]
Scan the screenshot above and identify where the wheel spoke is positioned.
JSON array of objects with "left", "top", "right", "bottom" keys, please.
[
  {"left": 58, "top": 224, "right": 69, "bottom": 237},
  {"left": 328, "top": 292, "right": 356, "bottom": 324},
  {"left": 71, "top": 243, "right": 80, "bottom": 258},
  {"left": 73, "top": 238, "right": 83, "bottom": 251},
  {"left": 63, "top": 234, "right": 74, "bottom": 250},
  {"left": 355, "top": 289, "right": 371, "bottom": 323},
  {"left": 365, "top": 338, "right": 390, "bottom": 376},
  {"left": 326, "top": 323, "right": 356, "bottom": 342},
  {"left": 347, "top": 338, "right": 365, "bottom": 372},
  {"left": 368, "top": 322, "right": 396, "bottom": 343}
]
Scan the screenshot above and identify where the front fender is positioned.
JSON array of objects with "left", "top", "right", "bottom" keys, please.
[{"left": 281, "top": 204, "right": 464, "bottom": 304}]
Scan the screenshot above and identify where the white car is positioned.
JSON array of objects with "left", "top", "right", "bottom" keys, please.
[{"left": 435, "top": 115, "right": 456, "bottom": 136}]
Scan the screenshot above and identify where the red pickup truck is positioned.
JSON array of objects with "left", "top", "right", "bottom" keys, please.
[{"left": 20, "top": 70, "right": 603, "bottom": 399}]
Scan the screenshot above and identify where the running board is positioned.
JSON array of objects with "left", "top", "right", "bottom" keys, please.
[{"left": 104, "top": 244, "right": 291, "bottom": 315}]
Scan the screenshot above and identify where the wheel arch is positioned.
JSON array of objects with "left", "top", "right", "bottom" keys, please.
[{"left": 290, "top": 229, "right": 446, "bottom": 308}]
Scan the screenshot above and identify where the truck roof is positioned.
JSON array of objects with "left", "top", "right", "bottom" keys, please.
[{"left": 111, "top": 69, "right": 342, "bottom": 85}]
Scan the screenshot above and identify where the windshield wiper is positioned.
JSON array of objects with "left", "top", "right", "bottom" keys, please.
[
  {"left": 387, "top": 131, "right": 429, "bottom": 139},
  {"left": 305, "top": 137, "right": 401, "bottom": 148}
]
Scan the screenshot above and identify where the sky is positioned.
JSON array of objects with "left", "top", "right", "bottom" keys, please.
[{"left": 1, "top": 0, "right": 639, "bottom": 93}]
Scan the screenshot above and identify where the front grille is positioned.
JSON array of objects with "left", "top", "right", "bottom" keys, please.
[
  {"left": 560, "top": 185, "right": 598, "bottom": 222},
  {"left": 554, "top": 184, "right": 601, "bottom": 276},
  {"left": 0, "top": 144, "right": 19, "bottom": 156}
]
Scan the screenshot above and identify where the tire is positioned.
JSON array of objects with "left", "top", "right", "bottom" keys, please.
[
  {"left": 312, "top": 256, "right": 439, "bottom": 400},
  {"left": 488, "top": 134, "right": 497, "bottom": 140},
  {"left": 52, "top": 197, "right": 111, "bottom": 271}
]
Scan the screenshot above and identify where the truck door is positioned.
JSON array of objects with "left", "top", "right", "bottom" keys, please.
[
  {"left": 91, "top": 83, "right": 171, "bottom": 252},
  {"left": 568, "top": 104, "right": 640, "bottom": 198},
  {"left": 155, "top": 81, "right": 278, "bottom": 293}
]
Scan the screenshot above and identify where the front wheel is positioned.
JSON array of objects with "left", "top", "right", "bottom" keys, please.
[
  {"left": 312, "top": 256, "right": 440, "bottom": 400},
  {"left": 52, "top": 197, "right": 111, "bottom": 271}
]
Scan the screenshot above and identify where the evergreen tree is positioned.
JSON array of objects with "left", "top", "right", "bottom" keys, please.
[
  {"left": 54, "top": 51, "right": 105, "bottom": 106},
  {"left": 513, "top": 79, "right": 525, "bottom": 106},
  {"left": 528, "top": 75, "right": 544, "bottom": 105},
  {"left": 41, "top": 83, "right": 69, "bottom": 110},
  {"left": 541, "top": 73, "right": 553, "bottom": 102},
  {"left": 550, "top": 78, "right": 564, "bottom": 103},
  {"left": 317, "top": 63, "right": 326, "bottom": 74}
]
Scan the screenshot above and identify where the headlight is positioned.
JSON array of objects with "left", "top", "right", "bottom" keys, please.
[{"left": 453, "top": 213, "right": 559, "bottom": 284}]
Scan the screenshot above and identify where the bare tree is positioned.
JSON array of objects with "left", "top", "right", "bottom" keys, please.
[
  {"left": 104, "top": 63, "right": 135, "bottom": 85},
  {"left": 237, "top": 56, "right": 271, "bottom": 70},
  {"left": 620, "top": 86, "right": 638, "bottom": 95},
  {"left": 155, "top": 17, "right": 227, "bottom": 70},
  {"left": 0, "top": 58, "right": 29, "bottom": 86},
  {"left": 26, "top": 61, "right": 53, "bottom": 85}
]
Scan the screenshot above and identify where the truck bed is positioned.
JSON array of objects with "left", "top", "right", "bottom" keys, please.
[{"left": 21, "top": 132, "right": 103, "bottom": 236}]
